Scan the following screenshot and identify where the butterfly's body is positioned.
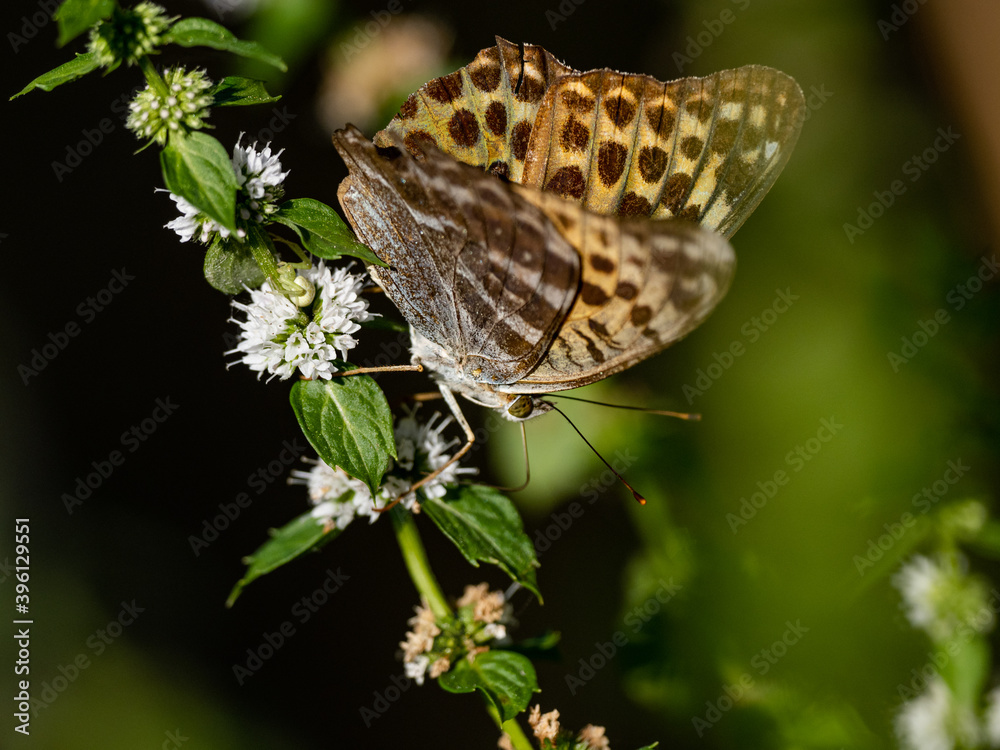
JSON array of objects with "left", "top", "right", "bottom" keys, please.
[{"left": 334, "top": 37, "right": 804, "bottom": 436}]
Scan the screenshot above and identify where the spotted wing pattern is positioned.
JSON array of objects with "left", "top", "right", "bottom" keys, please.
[
  {"left": 522, "top": 65, "right": 805, "bottom": 237},
  {"left": 511, "top": 188, "right": 734, "bottom": 388},
  {"left": 334, "top": 125, "right": 580, "bottom": 386},
  {"left": 375, "top": 37, "right": 577, "bottom": 184}
]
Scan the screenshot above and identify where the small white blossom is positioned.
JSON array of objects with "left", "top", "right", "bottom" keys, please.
[
  {"left": 403, "top": 654, "right": 430, "bottom": 686},
  {"left": 985, "top": 686, "right": 1000, "bottom": 747},
  {"left": 127, "top": 66, "right": 213, "bottom": 145},
  {"left": 227, "top": 261, "right": 373, "bottom": 381},
  {"left": 390, "top": 406, "right": 477, "bottom": 502},
  {"left": 165, "top": 135, "right": 287, "bottom": 246},
  {"left": 896, "top": 677, "right": 980, "bottom": 750},
  {"left": 894, "top": 554, "right": 993, "bottom": 641}
]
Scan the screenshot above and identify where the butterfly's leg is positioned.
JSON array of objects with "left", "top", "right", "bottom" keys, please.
[
  {"left": 372, "top": 386, "right": 475, "bottom": 513},
  {"left": 405, "top": 385, "right": 476, "bottom": 495}
]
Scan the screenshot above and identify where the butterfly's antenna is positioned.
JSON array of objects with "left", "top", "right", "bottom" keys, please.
[
  {"left": 546, "top": 394, "right": 700, "bottom": 421},
  {"left": 549, "top": 405, "right": 647, "bottom": 506}
]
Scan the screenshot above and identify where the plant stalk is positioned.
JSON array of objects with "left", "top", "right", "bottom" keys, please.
[{"left": 390, "top": 507, "right": 451, "bottom": 619}]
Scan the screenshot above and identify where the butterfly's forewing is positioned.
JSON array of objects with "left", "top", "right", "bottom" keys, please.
[
  {"left": 375, "top": 37, "right": 577, "bottom": 184},
  {"left": 509, "top": 188, "right": 735, "bottom": 390},
  {"left": 522, "top": 65, "right": 805, "bottom": 237},
  {"left": 334, "top": 125, "right": 581, "bottom": 386}
]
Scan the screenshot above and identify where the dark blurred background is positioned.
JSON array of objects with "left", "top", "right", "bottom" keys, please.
[{"left": 2, "top": 0, "right": 998, "bottom": 747}]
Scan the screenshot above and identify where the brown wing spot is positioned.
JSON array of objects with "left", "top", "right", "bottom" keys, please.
[
  {"left": 645, "top": 103, "right": 676, "bottom": 138},
  {"left": 711, "top": 120, "right": 740, "bottom": 154},
  {"left": 604, "top": 95, "right": 637, "bottom": 128},
  {"left": 562, "top": 90, "right": 596, "bottom": 113},
  {"left": 560, "top": 117, "right": 590, "bottom": 152},
  {"left": 448, "top": 109, "right": 480, "bottom": 148},
  {"left": 588, "top": 318, "right": 610, "bottom": 337},
  {"left": 616, "top": 281, "right": 638, "bottom": 300},
  {"left": 597, "top": 141, "right": 628, "bottom": 187},
  {"left": 661, "top": 172, "right": 692, "bottom": 212},
  {"left": 554, "top": 211, "right": 576, "bottom": 231},
  {"left": 469, "top": 62, "right": 502, "bottom": 92},
  {"left": 545, "top": 165, "right": 586, "bottom": 199},
  {"left": 581, "top": 282, "right": 610, "bottom": 306},
  {"left": 485, "top": 101, "right": 508, "bottom": 136},
  {"left": 676, "top": 204, "right": 701, "bottom": 221},
  {"left": 589, "top": 254, "right": 615, "bottom": 273},
  {"left": 578, "top": 330, "right": 607, "bottom": 364},
  {"left": 488, "top": 161, "right": 510, "bottom": 181},
  {"left": 597, "top": 229, "right": 609, "bottom": 246},
  {"left": 399, "top": 94, "right": 418, "bottom": 120},
  {"left": 638, "top": 146, "right": 668, "bottom": 183},
  {"left": 686, "top": 96, "right": 713, "bottom": 122},
  {"left": 744, "top": 125, "right": 764, "bottom": 150},
  {"left": 680, "top": 136, "right": 703, "bottom": 160},
  {"left": 516, "top": 75, "right": 546, "bottom": 103},
  {"left": 630, "top": 305, "right": 653, "bottom": 326},
  {"left": 403, "top": 130, "right": 437, "bottom": 155},
  {"left": 426, "top": 72, "right": 463, "bottom": 103},
  {"left": 511, "top": 120, "right": 532, "bottom": 161},
  {"left": 618, "top": 191, "right": 652, "bottom": 217}
]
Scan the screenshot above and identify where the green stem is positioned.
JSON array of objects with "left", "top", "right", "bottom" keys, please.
[
  {"left": 390, "top": 507, "right": 450, "bottom": 619},
  {"left": 484, "top": 700, "right": 534, "bottom": 750},
  {"left": 138, "top": 55, "right": 167, "bottom": 97}
]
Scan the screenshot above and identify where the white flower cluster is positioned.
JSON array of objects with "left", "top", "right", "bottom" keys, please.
[
  {"left": 165, "top": 136, "right": 289, "bottom": 245},
  {"left": 289, "top": 406, "right": 475, "bottom": 530},
  {"left": 228, "top": 261, "right": 373, "bottom": 381},
  {"left": 126, "top": 66, "right": 213, "bottom": 145}
]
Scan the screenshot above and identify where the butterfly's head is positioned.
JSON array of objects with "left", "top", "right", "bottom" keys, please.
[{"left": 500, "top": 394, "right": 553, "bottom": 422}]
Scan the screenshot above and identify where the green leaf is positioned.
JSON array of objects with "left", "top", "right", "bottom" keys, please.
[
  {"left": 11, "top": 53, "right": 101, "bottom": 99},
  {"left": 290, "top": 377, "right": 395, "bottom": 496},
  {"left": 160, "top": 131, "right": 238, "bottom": 233},
  {"left": 227, "top": 509, "right": 341, "bottom": 607},
  {"left": 423, "top": 485, "right": 541, "bottom": 601},
  {"left": 438, "top": 650, "right": 537, "bottom": 723},
  {"left": 273, "top": 199, "right": 386, "bottom": 266},
  {"left": 203, "top": 237, "right": 267, "bottom": 294},
  {"left": 211, "top": 76, "right": 281, "bottom": 107},
  {"left": 164, "top": 17, "right": 287, "bottom": 72},
  {"left": 55, "top": 0, "right": 114, "bottom": 46}
]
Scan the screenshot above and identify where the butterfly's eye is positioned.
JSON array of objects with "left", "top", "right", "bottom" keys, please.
[{"left": 508, "top": 396, "right": 533, "bottom": 420}]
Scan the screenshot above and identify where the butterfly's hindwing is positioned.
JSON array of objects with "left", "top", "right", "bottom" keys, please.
[{"left": 511, "top": 189, "right": 735, "bottom": 389}]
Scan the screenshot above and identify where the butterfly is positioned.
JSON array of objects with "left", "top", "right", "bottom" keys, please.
[{"left": 333, "top": 37, "right": 804, "bottom": 432}]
